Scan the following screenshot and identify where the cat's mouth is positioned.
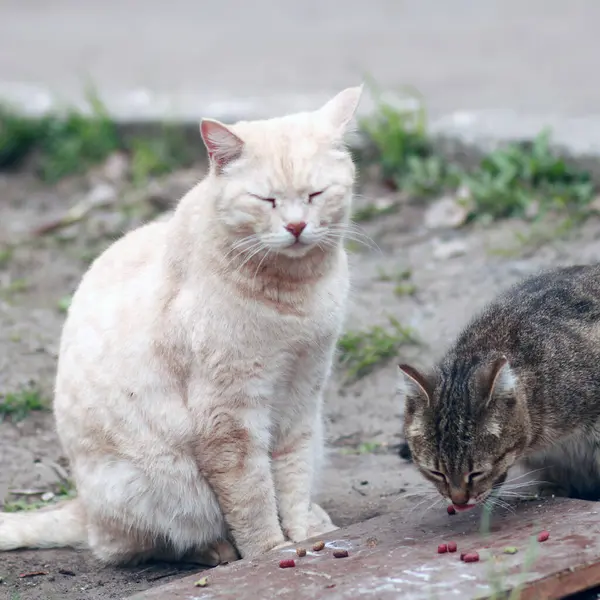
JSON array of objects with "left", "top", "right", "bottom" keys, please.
[{"left": 452, "top": 503, "right": 477, "bottom": 512}]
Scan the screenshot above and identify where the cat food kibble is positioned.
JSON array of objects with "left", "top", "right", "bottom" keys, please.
[
  {"left": 437, "top": 544, "right": 448, "bottom": 554},
  {"left": 333, "top": 549, "right": 349, "bottom": 558},
  {"left": 313, "top": 541, "right": 325, "bottom": 552},
  {"left": 462, "top": 552, "right": 480, "bottom": 563},
  {"left": 537, "top": 531, "right": 550, "bottom": 542},
  {"left": 296, "top": 548, "right": 307, "bottom": 557},
  {"left": 447, "top": 506, "right": 456, "bottom": 515},
  {"left": 279, "top": 559, "right": 296, "bottom": 569},
  {"left": 447, "top": 541, "right": 457, "bottom": 553}
]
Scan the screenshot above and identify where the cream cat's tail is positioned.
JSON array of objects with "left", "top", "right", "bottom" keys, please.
[{"left": 0, "top": 498, "right": 87, "bottom": 550}]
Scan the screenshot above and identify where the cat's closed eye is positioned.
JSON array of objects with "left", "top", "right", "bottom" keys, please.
[
  {"left": 250, "top": 194, "right": 276, "bottom": 207},
  {"left": 426, "top": 469, "right": 447, "bottom": 482},
  {"left": 467, "top": 471, "right": 487, "bottom": 483},
  {"left": 308, "top": 190, "right": 325, "bottom": 203}
]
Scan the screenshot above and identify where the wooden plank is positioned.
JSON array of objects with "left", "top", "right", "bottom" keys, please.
[{"left": 128, "top": 498, "right": 600, "bottom": 600}]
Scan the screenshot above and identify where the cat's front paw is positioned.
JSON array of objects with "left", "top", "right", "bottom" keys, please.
[
  {"left": 240, "top": 536, "right": 288, "bottom": 559},
  {"left": 307, "top": 503, "right": 339, "bottom": 538},
  {"left": 282, "top": 525, "right": 309, "bottom": 543}
]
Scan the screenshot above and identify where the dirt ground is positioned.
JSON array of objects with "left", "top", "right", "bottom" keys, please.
[{"left": 2, "top": 159, "right": 600, "bottom": 599}]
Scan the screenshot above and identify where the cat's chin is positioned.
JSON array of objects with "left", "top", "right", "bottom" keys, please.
[{"left": 276, "top": 242, "right": 318, "bottom": 258}]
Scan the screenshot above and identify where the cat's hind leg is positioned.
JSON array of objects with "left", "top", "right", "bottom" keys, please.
[{"left": 78, "top": 455, "right": 227, "bottom": 566}]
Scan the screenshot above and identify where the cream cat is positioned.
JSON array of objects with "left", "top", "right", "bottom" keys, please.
[{"left": 0, "top": 86, "right": 363, "bottom": 565}]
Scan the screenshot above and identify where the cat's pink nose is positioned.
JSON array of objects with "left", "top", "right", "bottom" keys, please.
[
  {"left": 285, "top": 222, "right": 306, "bottom": 238},
  {"left": 450, "top": 489, "right": 469, "bottom": 505}
]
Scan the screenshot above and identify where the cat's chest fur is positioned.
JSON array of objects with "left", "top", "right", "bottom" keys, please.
[{"left": 164, "top": 267, "right": 347, "bottom": 414}]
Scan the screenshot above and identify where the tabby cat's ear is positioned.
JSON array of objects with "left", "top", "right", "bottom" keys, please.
[
  {"left": 482, "top": 356, "right": 517, "bottom": 407},
  {"left": 398, "top": 364, "right": 433, "bottom": 410},
  {"left": 319, "top": 85, "right": 363, "bottom": 135},
  {"left": 200, "top": 119, "right": 244, "bottom": 172}
]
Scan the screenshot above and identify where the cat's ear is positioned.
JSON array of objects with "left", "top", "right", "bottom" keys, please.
[
  {"left": 200, "top": 119, "right": 244, "bottom": 172},
  {"left": 398, "top": 364, "right": 433, "bottom": 410},
  {"left": 482, "top": 356, "right": 517, "bottom": 407},
  {"left": 319, "top": 85, "right": 363, "bottom": 135}
]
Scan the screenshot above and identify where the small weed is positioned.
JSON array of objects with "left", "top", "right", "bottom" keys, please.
[
  {"left": 4, "top": 481, "right": 76, "bottom": 513},
  {"left": 0, "top": 247, "right": 13, "bottom": 268},
  {"left": 57, "top": 295, "right": 72, "bottom": 313},
  {"left": 0, "top": 90, "right": 197, "bottom": 183},
  {"left": 362, "top": 83, "right": 598, "bottom": 233},
  {"left": 393, "top": 283, "right": 417, "bottom": 297},
  {"left": 1, "top": 278, "right": 29, "bottom": 300},
  {"left": 376, "top": 267, "right": 393, "bottom": 282},
  {"left": 39, "top": 91, "right": 120, "bottom": 182},
  {"left": 0, "top": 105, "right": 47, "bottom": 168},
  {"left": 338, "top": 316, "right": 417, "bottom": 380},
  {"left": 376, "top": 267, "right": 412, "bottom": 282},
  {"left": 339, "top": 441, "right": 385, "bottom": 455},
  {"left": 0, "top": 89, "right": 119, "bottom": 181},
  {"left": 464, "top": 130, "right": 595, "bottom": 222},
  {"left": 129, "top": 126, "right": 195, "bottom": 185},
  {"left": 353, "top": 202, "right": 399, "bottom": 222},
  {"left": 360, "top": 83, "right": 458, "bottom": 196},
  {"left": 0, "top": 388, "right": 47, "bottom": 422},
  {"left": 344, "top": 240, "right": 363, "bottom": 253}
]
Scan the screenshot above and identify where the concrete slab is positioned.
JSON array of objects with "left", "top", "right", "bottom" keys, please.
[{"left": 127, "top": 498, "right": 600, "bottom": 600}]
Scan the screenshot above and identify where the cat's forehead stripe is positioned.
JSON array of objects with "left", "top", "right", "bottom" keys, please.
[{"left": 436, "top": 360, "right": 478, "bottom": 472}]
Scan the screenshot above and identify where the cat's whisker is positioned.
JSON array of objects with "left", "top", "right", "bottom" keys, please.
[
  {"left": 325, "top": 231, "right": 378, "bottom": 252},
  {"left": 339, "top": 221, "right": 381, "bottom": 250},
  {"left": 223, "top": 237, "right": 259, "bottom": 262},
  {"left": 251, "top": 248, "right": 272, "bottom": 289},
  {"left": 484, "top": 496, "right": 514, "bottom": 514},
  {"left": 502, "top": 468, "right": 548, "bottom": 485},
  {"left": 223, "top": 242, "right": 265, "bottom": 271},
  {"left": 421, "top": 496, "right": 445, "bottom": 516},
  {"left": 327, "top": 224, "right": 380, "bottom": 250},
  {"left": 498, "top": 480, "right": 553, "bottom": 491},
  {"left": 234, "top": 244, "right": 268, "bottom": 275},
  {"left": 402, "top": 492, "right": 440, "bottom": 513}
]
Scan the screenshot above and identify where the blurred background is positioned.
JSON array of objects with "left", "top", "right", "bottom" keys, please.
[{"left": 3, "top": 0, "right": 600, "bottom": 121}]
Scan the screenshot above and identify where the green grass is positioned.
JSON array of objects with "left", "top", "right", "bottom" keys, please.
[
  {"left": 360, "top": 83, "right": 598, "bottom": 227},
  {"left": 3, "top": 481, "right": 75, "bottom": 513},
  {"left": 464, "top": 130, "right": 594, "bottom": 222},
  {"left": 0, "top": 247, "right": 13, "bottom": 268},
  {"left": 353, "top": 202, "right": 399, "bottom": 222},
  {"left": 337, "top": 316, "right": 417, "bottom": 380},
  {"left": 0, "top": 388, "right": 47, "bottom": 422},
  {"left": 376, "top": 267, "right": 412, "bottom": 282},
  {"left": 393, "top": 282, "right": 417, "bottom": 297},
  {"left": 339, "top": 441, "right": 386, "bottom": 455},
  {"left": 359, "top": 84, "right": 460, "bottom": 197},
  {"left": 0, "top": 91, "right": 197, "bottom": 183},
  {"left": 0, "top": 91, "right": 119, "bottom": 181},
  {"left": 56, "top": 295, "right": 72, "bottom": 313}
]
